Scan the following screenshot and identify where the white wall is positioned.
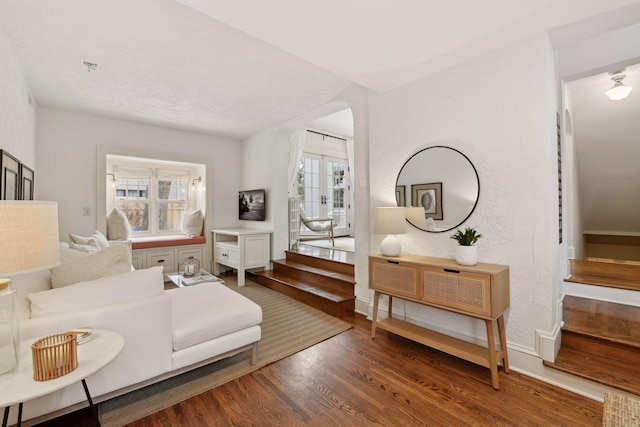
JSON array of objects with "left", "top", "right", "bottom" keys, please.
[
  {"left": 0, "top": 29, "right": 37, "bottom": 173},
  {"left": 35, "top": 107, "right": 241, "bottom": 241},
  {"left": 369, "top": 35, "right": 561, "bottom": 366}
]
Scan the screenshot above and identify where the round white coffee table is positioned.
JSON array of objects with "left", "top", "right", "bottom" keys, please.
[{"left": 0, "top": 329, "right": 124, "bottom": 427}]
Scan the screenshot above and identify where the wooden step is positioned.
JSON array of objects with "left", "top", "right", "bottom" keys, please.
[
  {"left": 566, "top": 260, "right": 640, "bottom": 291},
  {"left": 255, "top": 270, "right": 355, "bottom": 318},
  {"left": 543, "top": 295, "right": 640, "bottom": 395},
  {"left": 285, "top": 250, "right": 354, "bottom": 276},
  {"left": 271, "top": 259, "right": 354, "bottom": 297}
]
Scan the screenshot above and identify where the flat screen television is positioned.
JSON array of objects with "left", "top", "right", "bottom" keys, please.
[{"left": 239, "top": 189, "right": 266, "bottom": 221}]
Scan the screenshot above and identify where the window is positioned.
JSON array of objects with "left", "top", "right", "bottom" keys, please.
[{"left": 107, "top": 159, "right": 202, "bottom": 237}]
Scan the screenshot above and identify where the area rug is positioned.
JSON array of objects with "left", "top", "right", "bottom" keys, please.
[
  {"left": 99, "top": 278, "right": 351, "bottom": 426},
  {"left": 301, "top": 237, "right": 355, "bottom": 252}
]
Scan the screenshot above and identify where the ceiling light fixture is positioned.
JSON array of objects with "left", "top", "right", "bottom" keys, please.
[
  {"left": 83, "top": 61, "right": 98, "bottom": 72},
  {"left": 605, "top": 69, "right": 633, "bottom": 100}
]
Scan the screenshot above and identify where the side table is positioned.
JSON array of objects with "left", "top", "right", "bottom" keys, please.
[{"left": 0, "top": 329, "right": 124, "bottom": 427}]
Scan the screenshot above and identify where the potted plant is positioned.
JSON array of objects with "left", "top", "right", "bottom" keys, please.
[{"left": 450, "top": 227, "right": 483, "bottom": 266}]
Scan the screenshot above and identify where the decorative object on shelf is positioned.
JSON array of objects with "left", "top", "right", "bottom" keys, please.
[
  {"left": 605, "top": 69, "right": 633, "bottom": 100},
  {"left": 450, "top": 227, "right": 483, "bottom": 266},
  {"left": 31, "top": 332, "right": 78, "bottom": 381},
  {"left": 0, "top": 279, "right": 19, "bottom": 376},
  {"left": 182, "top": 256, "right": 200, "bottom": 276},
  {"left": 375, "top": 207, "right": 406, "bottom": 257},
  {"left": 0, "top": 201, "right": 61, "bottom": 376},
  {"left": 0, "top": 150, "right": 21, "bottom": 200}
]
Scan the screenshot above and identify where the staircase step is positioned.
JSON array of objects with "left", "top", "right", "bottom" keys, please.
[
  {"left": 271, "top": 259, "right": 354, "bottom": 297},
  {"left": 285, "top": 250, "right": 354, "bottom": 276},
  {"left": 563, "top": 296, "right": 640, "bottom": 348},
  {"left": 255, "top": 270, "right": 355, "bottom": 317},
  {"left": 544, "top": 346, "right": 640, "bottom": 396},
  {"left": 544, "top": 295, "right": 640, "bottom": 394},
  {"left": 566, "top": 260, "right": 640, "bottom": 291}
]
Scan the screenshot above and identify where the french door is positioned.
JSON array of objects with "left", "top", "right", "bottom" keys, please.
[{"left": 298, "top": 154, "right": 350, "bottom": 236}]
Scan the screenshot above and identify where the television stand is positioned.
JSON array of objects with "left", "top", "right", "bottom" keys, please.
[{"left": 211, "top": 228, "right": 271, "bottom": 286}]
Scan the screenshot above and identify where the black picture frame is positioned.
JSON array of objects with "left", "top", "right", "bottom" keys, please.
[
  {"left": 411, "top": 182, "right": 443, "bottom": 220},
  {"left": 395, "top": 185, "right": 406, "bottom": 207},
  {"left": 20, "top": 164, "right": 35, "bottom": 200},
  {"left": 1, "top": 150, "right": 21, "bottom": 200}
]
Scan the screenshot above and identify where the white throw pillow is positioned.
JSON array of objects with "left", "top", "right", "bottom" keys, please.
[
  {"left": 69, "top": 230, "right": 110, "bottom": 250},
  {"left": 181, "top": 209, "right": 203, "bottom": 237},
  {"left": 106, "top": 208, "right": 131, "bottom": 240},
  {"left": 50, "top": 244, "right": 132, "bottom": 288},
  {"left": 29, "top": 266, "right": 164, "bottom": 318},
  {"left": 69, "top": 241, "right": 101, "bottom": 253}
]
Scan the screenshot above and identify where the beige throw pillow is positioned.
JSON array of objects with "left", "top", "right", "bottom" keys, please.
[
  {"left": 69, "top": 230, "right": 110, "bottom": 250},
  {"left": 50, "top": 244, "right": 132, "bottom": 288},
  {"left": 181, "top": 209, "right": 203, "bottom": 237},
  {"left": 107, "top": 208, "right": 131, "bottom": 240}
]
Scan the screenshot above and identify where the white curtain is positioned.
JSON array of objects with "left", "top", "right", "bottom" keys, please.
[{"left": 287, "top": 128, "right": 307, "bottom": 195}]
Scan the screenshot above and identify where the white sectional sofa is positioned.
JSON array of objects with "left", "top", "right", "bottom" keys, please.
[{"left": 10, "top": 245, "right": 262, "bottom": 425}]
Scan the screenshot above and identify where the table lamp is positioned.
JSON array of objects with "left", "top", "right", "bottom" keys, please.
[
  {"left": 0, "top": 201, "right": 60, "bottom": 375},
  {"left": 375, "top": 207, "right": 406, "bottom": 257}
]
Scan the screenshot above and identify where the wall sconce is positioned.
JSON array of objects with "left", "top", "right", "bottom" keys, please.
[
  {"left": 375, "top": 207, "right": 407, "bottom": 257},
  {"left": 192, "top": 176, "right": 202, "bottom": 190},
  {"left": 606, "top": 69, "right": 633, "bottom": 100},
  {"left": 106, "top": 173, "right": 117, "bottom": 188}
]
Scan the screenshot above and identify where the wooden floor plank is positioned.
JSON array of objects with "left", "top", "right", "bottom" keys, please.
[{"left": 37, "top": 314, "right": 603, "bottom": 427}]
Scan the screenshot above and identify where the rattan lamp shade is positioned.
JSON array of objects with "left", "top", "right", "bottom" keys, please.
[{"left": 0, "top": 201, "right": 60, "bottom": 276}]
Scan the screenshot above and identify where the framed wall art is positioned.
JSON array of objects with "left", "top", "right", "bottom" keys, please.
[
  {"left": 1, "top": 150, "right": 21, "bottom": 200},
  {"left": 20, "top": 164, "right": 34, "bottom": 200},
  {"left": 395, "top": 185, "right": 406, "bottom": 206},
  {"left": 411, "top": 182, "right": 443, "bottom": 220}
]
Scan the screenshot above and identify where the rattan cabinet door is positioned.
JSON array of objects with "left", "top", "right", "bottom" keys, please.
[
  {"left": 420, "top": 267, "right": 491, "bottom": 317},
  {"left": 370, "top": 259, "right": 419, "bottom": 299}
]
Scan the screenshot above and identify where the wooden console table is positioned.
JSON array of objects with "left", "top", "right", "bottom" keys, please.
[{"left": 369, "top": 254, "right": 510, "bottom": 389}]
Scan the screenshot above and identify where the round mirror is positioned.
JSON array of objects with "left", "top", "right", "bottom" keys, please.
[{"left": 395, "top": 146, "right": 479, "bottom": 233}]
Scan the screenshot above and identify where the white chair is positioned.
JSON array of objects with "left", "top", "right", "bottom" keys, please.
[{"left": 300, "top": 207, "right": 335, "bottom": 246}]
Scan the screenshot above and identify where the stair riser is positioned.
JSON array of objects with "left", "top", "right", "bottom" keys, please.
[
  {"left": 561, "top": 331, "right": 640, "bottom": 363},
  {"left": 256, "top": 275, "right": 354, "bottom": 317},
  {"left": 272, "top": 263, "right": 355, "bottom": 296},
  {"left": 286, "top": 251, "right": 354, "bottom": 276}
]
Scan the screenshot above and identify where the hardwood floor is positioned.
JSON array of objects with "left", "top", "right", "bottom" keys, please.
[{"left": 39, "top": 314, "right": 603, "bottom": 427}]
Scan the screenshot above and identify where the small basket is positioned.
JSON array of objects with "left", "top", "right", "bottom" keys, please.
[{"left": 31, "top": 332, "right": 78, "bottom": 381}]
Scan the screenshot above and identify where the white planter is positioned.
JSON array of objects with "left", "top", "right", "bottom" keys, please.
[{"left": 455, "top": 245, "right": 478, "bottom": 266}]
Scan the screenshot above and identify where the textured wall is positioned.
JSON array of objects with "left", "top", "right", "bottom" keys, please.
[
  {"left": 368, "top": 34, "right": 560, "bottom": 352},
  {"left": 0, "top": 29, "right": 36, "bottom": 172},
  {"left": 35, "top": 107, "right": 241, "bottom": 240}
]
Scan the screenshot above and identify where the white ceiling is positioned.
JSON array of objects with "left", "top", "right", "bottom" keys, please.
[{"left": 2, "top": 0, "right": 639, "bottom": 139}]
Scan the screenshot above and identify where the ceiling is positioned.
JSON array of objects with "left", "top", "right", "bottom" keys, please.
[{"left": 2, "top": 0, "right": 639, "bottom": 139}]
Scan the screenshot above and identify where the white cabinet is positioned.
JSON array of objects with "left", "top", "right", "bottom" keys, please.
[
  {"left": 132, "top": 244, "right": 206, "bottom": 274},
  {"left": 211, "top": 228, "right": 271, "bottom": 286}
]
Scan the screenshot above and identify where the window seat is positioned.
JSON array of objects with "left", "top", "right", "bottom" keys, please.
[{"left": 131, "top": 235, "right": 206, "bottom": 250}]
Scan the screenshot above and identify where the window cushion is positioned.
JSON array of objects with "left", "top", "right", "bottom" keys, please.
[
  {"left": 69, "top": 230, "right": 110, "bottom": 250},
  {"left": 29, "top": 266, "right": 164, "bottom": 318},
  {"left": 181, "top": 209, "right": 203, "bottom": 237},
  {"left": 50, "top": 244, "right": 132, "bottom": 289},
  {"left": 107, "top": 208, "right": 131, "bottom": 240}
]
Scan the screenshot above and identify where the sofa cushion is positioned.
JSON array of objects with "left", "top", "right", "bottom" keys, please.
[
  {"left": 29, "top": 266, "right": 164, "bottom": 318},
  {"left": 69, "top": 230, "right": 110, "bottom": 250},
  {"left": 181, "top": 209, "right": 203, "bottom": 237},
  {"left": 169, "top": 282, "right": 262, "bottom": 351},
  {"left": 50, "top": 244, "right": 132, "bottom": 288},
  {"left": 107, "top": 208, "right": 131, "bottom": 240},
  {"left": 11, "top": 270, "right": 52, "bottom": 320}
]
